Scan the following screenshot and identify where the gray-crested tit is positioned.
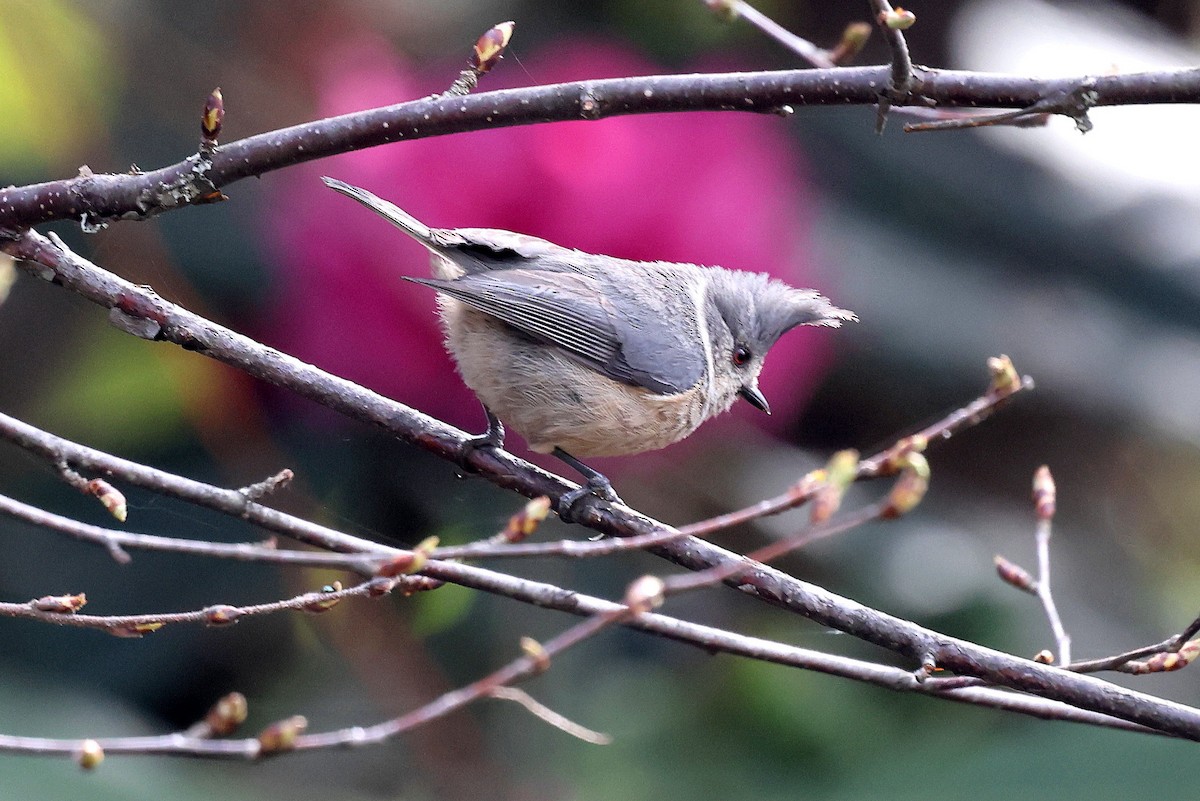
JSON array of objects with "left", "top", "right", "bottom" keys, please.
[{"left": 323, "top": 177, "right": 854, "bottom": 520}]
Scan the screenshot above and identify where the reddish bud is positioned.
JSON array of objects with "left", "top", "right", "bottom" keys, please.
[
  {"left": 201, "top": 87, "right": 224, "bottom": 142},
  {"left": 375, "top": 554, "right": 416, "bottom": 578},
  {"left": 1032, "top": 466, "right": 1056, "bottom": 521},
  {"left": 32, "top": 593, "right": 87, "bottom": 613},
  {"left": 204, "top": 605, "right": 243, "bottom": 626},
  {"left": 1128, "top": 640, "right": 1200, "bottom": 674},
  {"left": 204, "top": 692, "right": 249, "bottom": 736},
  {"left": 396, "top": 575, "right": 445, "bottom": 596},
  {"left": 86, "top": 479, "right": 127, "bottom": 523},
  {"left": 366, "top": 576, "right": 397, "bottom": 597},
  {"left": 502, "top": 496, "right": 551, "bottom": 543},
  {"left": 257, "top": 715, "right": 307, "bottom": 753},
  {"left": 1033, "top": 649, "right": 1055, "bottom": 664},
  {"left": 994, "top": 555, "right": 1037, "bottom": 594},
  {"left": 472, "top": 21, "right": 515, "bottom": 74}
]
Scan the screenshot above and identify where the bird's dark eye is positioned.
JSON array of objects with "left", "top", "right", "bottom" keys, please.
[{"left": 731, "top": 344, "right": 752, "bottom": 367}]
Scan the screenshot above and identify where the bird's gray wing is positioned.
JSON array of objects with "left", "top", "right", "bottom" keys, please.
[
  {"left": 408, "top": 269, "right": 704, "bottom": 395},
  {"left": 431, "top": 229, "right": 577, "bottom": 275}
]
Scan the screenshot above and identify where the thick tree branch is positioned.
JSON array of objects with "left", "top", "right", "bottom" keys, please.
[{"left": 0, "top": 66, "right": 1197, "bottom": 231}]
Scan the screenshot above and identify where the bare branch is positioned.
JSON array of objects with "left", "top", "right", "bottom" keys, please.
[
  {"left": 0, "top": 579, "right": 397, "bottom": 636},
  {"left": 0, "top": 491, "right": 386, "bottom": 571},
  {"left": 12, "top": 232, "right": 1200, "bottom": 736},
  {"left": 0, "top": 66, "right": 1196, "bottom": 231}
]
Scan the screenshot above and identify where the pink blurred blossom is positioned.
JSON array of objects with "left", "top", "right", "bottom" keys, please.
[{"left": 260, "top": 34, "right": 838, "bottom": 457}]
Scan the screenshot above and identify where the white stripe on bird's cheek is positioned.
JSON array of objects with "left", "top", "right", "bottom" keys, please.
[{"left": 690, "top": 275, "right": 717, "bottom": 419}]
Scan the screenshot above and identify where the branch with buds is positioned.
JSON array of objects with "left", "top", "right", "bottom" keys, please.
[{"left": 0, "top": 0, "right": 1199, "bottom": 770}]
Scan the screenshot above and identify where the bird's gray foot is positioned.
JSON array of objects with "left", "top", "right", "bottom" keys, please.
[
  {"left": 552, "top": 447, "right": 623, "bottom": 523},
  {"left": 458, "top": 406, "right": 505, "bottom": 468}
]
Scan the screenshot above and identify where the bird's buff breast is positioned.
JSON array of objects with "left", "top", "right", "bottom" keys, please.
[{"left": 439, "top": 301, "right": 711, "bottom": 457}]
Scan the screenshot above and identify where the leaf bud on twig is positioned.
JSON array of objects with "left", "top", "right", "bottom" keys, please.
[
  {"left": 994, "top": 555, "right": 1037, "bottom": 594},
  {"left": 77, "top": 739, "right": 104, "bottom": 770},
  {"left": 201, "top": 87, "right": 224, "bottom": 146},
  {"left": 257, "top": 715, "right": 308, "bottom": 754},
  {"left": 204, "top": 692, "right": 249, "bottom": 736},
  {"left": 1032, "top": 465, "right": 1056, "bottom": 521}
]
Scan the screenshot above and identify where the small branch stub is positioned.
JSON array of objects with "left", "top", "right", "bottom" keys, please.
[{"left": 239, "top": 468, "right": 294, "bottom": 501}]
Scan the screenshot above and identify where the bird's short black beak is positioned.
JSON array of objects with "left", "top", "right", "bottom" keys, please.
[{"left": 738, "top": 385, "right": 771, "bottom": 415}]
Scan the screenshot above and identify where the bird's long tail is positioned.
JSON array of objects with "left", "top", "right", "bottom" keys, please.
[{"left": 322, "top": 177, "right": 435, "bottom": 245}]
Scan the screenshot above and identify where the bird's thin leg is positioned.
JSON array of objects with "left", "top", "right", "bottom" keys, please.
[
  {"left": 552, "top": 447, "right": 624, "bottom": 522},
  {"left": 458, "top": 405, "right": 505, "bottom": 467}
]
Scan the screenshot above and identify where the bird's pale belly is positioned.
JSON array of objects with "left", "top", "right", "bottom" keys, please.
[{"left": 440, "top": 301, "right": 710, "bottom": 457}]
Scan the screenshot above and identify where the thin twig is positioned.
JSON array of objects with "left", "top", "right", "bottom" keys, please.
[
  {"left": 489, "top": 687, "right": 612, "bottom": 745},
  {"left": 0, "top": 579, "right": 394, "bottom": 636},
  {"left": 0, "top": 491, "right": 387, "bottom": 571},
  {"left": 1070, "top": 613, "right": 1200, "bottom": 674},
  {"left": 664, "top": 502, "right": 885, "bottom": 596},
  {"left": 706, "top": 0, "right": 836, "bottom": 68},
  {"left": 904, "top": 81, "right": 1098, "bottom": 133},
  {"left": 1032, "top": 467, "right": 1071, "bottom": 666}
]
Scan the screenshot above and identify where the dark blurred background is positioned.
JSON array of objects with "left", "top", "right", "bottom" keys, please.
[{"left": 1, "top": 0, "right": 1199, "bottom": 798}]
